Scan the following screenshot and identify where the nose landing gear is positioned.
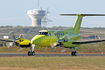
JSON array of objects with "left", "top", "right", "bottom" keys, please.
[
  {"left": 28, "top": 51, "right": 35, "bottom": 56},
  {"left": 28, "top": 44, "right": 35, "bottom": 56}
]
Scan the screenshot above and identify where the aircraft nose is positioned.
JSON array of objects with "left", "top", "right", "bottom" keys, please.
[
  {"left": 31, "top": 39, "right": 39, "bottom": 44},
  {"left": 31, "top": 35, "right": 45, "bottom": 45}
]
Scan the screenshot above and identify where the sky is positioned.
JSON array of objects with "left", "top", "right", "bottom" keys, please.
[{"left": 0, "top": 0, "right": 105, "bottom": 27}]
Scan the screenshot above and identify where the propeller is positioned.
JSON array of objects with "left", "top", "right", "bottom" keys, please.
[
  {"left": 57, "top": 32, "right": 71, "bottom": 52},
  {"left": 6, "top": 31, "right": 26, "bottom": 47},
  {"left": 63, "top": 34, "right": 70, "bottom": 42},
  {"left": 6, "top": 42, "right": 14, "bottom": 48},
  {"left": 60, "top": 34, "right": 71, "bottom": 52},
  {"left": 53, "top": 31, "right": 69, "bottom": 52},
  {"left": 54, "top": 30, "right": 64, "bottom": 46}
]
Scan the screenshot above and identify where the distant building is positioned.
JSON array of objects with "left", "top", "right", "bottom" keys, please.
[
  {"left": 27, "top": 9, "right": 45, "bottom": 27},
  {"left": 3, "top": 36, "right": 9, "bottom": 39},
  {"left": 81, "top": 35, "right": 97, "bottom": 39}
]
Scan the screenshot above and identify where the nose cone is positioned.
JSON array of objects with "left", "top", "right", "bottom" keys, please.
[{"left": 31, "top": 35, "right": 45, "bottom": 45}]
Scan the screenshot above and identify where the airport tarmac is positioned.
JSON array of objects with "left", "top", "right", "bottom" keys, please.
[{"left": 0, "top": 53, "right": 105, "bottom": 57}]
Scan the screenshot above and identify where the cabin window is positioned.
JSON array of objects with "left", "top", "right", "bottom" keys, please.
[
  {"left": 59, "top": 33, "right": 60, "bottom": 36},
  {"left": 61, "top": 33, "right": 62, "bottom": 36},
  {"left": 56, "top": 33, "right": 58, "bottom": 36},
  {"left": 54, "top": 33, "right": 56, "bottom": 36},
  {"left": 69, "top": 33, "right": 71, "bottom": 36},
  {"left": 63, "top": 33, "right": 64, "bottom": 36},
  {"left": 49, "top": 33, "right": 51, "bottom": 36}
]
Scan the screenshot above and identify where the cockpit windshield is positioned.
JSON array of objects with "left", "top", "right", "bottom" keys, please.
[{"left": 37, "top": 32, "right": 48, "bottom": 36}]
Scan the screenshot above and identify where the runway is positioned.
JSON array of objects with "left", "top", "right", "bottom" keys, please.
[{"left": 0, "top": 53, "right": 105, "bottom": 57}]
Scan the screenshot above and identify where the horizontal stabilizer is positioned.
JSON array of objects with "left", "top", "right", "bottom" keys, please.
[
  {"left": 60, "top": 14, "right": 105, "bottom": 16},
  {"left": 72, "top": 40, "right": 105, "bottom": 44}
]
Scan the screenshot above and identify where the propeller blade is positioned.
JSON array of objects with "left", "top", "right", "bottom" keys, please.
[
  {"left": 17, "top": 48, "right": 23, "bottom": 52},
  {"left": 50, "top": 42, "right": 58, "bottom": 48},
  {"left": 6, "top": 42, "right": 13, "bottom": 48},
  {"left": 19, "top": 34, "right": 25, "bottom": 38},
  {"left": 63, "top": 34, "right": 69, "bottom": 41},
  {"left": 61, "top": 47, "right": 67, "bottom": 52},
  {"left": 54, "top": 30, "right": 60, "bottom": 39},
  {"left": 9, "top": 31, "right": 15, "bottom": 39}
]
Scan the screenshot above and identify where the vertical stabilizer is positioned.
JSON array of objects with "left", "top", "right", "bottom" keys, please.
[
  {"left": 61, "top": 14, "right": 83, "bottom": 34},
  {"left": 60, "top": 14, "right": 105, "bottom": 34},
  {"left": 73, "top": 15, "right": 83, "bottom": 34}
]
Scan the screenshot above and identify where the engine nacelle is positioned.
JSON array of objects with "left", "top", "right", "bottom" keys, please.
[{"left": 15, "top": 38, "right": 31, "bottom": 48}]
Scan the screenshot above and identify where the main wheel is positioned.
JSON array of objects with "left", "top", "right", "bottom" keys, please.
[
  {"left": 74, "top": 51, "right": 77, "bottom": 56},
  {"left": 32, "top": 51, "right": 35, "bottom": 56},
  {"left": 71, "top": 51, "right": 77, "bottom": 56},
  {"left": 28, "top": 51, "right": 31, "bottom": 56},
  {"left": 71, "top": 51, "right": 74, "bottom": 56}
]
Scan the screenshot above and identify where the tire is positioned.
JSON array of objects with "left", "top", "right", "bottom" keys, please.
[
  {"left": 74, "top": 51, "right": 77, "bottom": 56},
  {"left": 71, "top": 51, "right": 77, "bottom": 56},
  {"left": 71, "top": 51, "right": 74, "bottom": 56},
  {"left": 28, "top": 51, "right": 30, "bottom": 56},
  {"left": 32, "top": 51, "right": 35, "bottom": 56}
]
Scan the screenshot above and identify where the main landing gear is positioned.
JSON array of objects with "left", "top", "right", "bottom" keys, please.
[
  {"left": 28, "top": 44, "right": 35, "bottom": 56},
  {"left": 71, "top": 48, "right": 77, "bottom": 56}
]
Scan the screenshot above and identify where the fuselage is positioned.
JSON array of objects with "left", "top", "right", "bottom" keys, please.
[{"left": 31, "top": 30, "right": 81, "bottom": 47}]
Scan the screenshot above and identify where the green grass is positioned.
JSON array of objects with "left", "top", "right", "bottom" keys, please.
[{"left": 0, "top": 56, "right": 105, "bottom": 70}]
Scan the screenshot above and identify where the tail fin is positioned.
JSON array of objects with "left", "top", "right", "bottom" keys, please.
[
  {"left": 60, "top": 14, "right": 105, "bottom": 34},
  {"left": 73, "top": 14, "right": 83, "bottom": 34}
]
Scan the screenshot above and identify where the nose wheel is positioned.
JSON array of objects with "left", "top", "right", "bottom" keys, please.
[
  {"left": 28, "top": 44, "right": 35, "bottom": 56},
  {"left": 28, "top": 51, "right": 35, "bottom": 56}
]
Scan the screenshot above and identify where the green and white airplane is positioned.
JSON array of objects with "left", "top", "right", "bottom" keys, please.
[{"left": 29, "top": 14, "right": 105, "bottom": 56}]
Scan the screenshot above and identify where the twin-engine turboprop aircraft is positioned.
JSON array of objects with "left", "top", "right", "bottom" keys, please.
[
  {"left": 30, "top": 14, "right": 105, "bottom": 56},
  {"left": 1, "top": 14, "right": 105, "bottom": 56}
]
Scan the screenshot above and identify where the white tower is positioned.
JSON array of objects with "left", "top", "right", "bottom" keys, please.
[{"left": 27, "top": 9, "right": 45, "bottom": 27}]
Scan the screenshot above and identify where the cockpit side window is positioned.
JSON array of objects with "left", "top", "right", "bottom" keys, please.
[
  {"left": 38, "top": 32, "right": 48, "bottom": 36},
  {"left": 43, "top": 32, "right": 48, "bottom": 36}
]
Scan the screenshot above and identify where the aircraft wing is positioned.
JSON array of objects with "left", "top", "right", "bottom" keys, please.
[
  {"left": 72, "top": 39, "right": 105, "bottom": 44},
  {"left": 0, "top": 39, "right": 13, "bottom": 42}
]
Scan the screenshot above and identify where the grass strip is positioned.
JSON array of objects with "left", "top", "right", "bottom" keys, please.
[{"left": 0, "top": 56, "right": 105, "bottom": 70}]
